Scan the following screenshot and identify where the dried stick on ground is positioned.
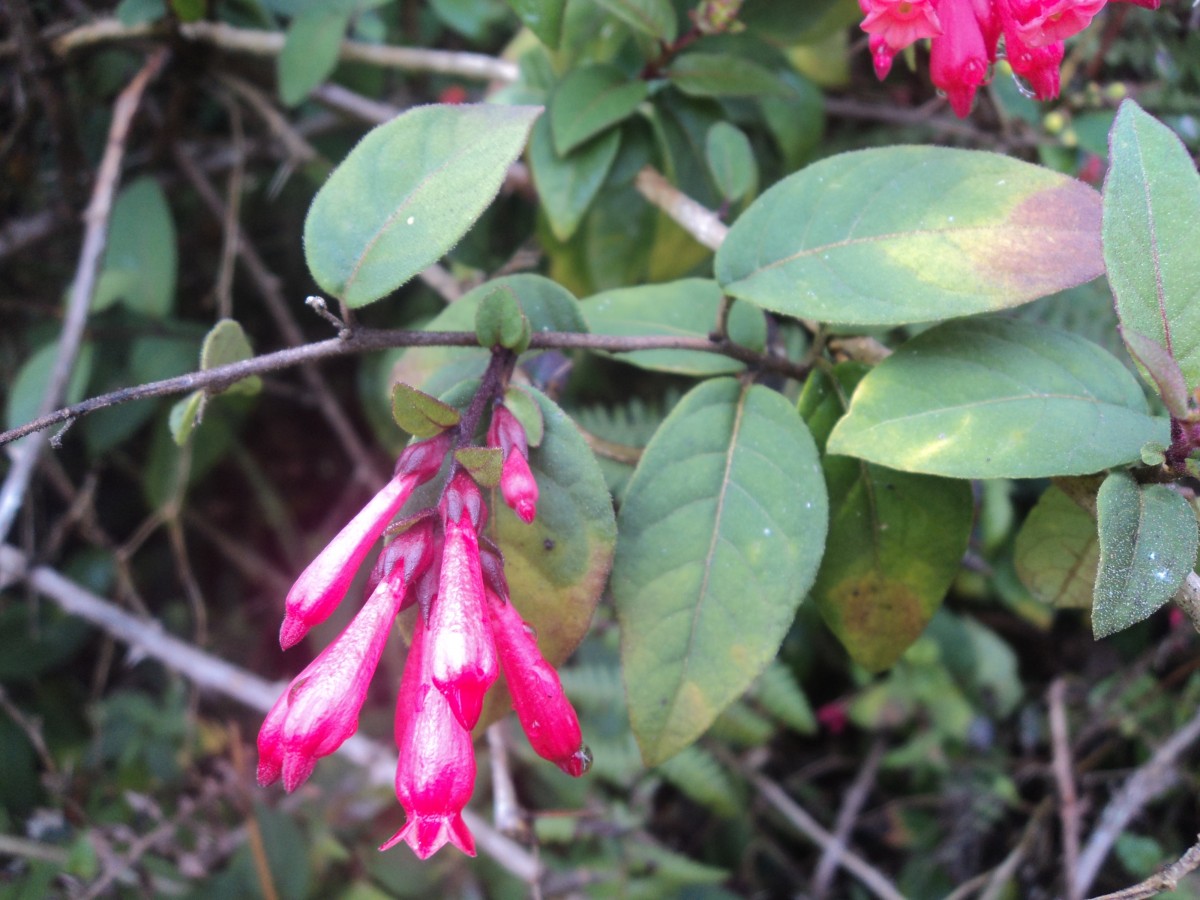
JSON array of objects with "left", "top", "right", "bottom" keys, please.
[
  {"left": 812, "top": 737, "right": 886, "bottom": 899},
  {"left": 747, "top": 769, "right": 907, "bottom": 900},
  {"left": 1050, "top": 678, "right": 1083, "bottom": 900},
  {"left": 0, "top": 48, "right": 167, "bottom": 547},
  {"left": 0, "top": 542, "right": 542, "bottom": 885},
  {"left": 1075, "top": 703, "right": 1200, "bottom": 895}
]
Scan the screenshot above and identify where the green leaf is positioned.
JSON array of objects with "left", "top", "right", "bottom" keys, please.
[
  {"left": 527, "top": 114, "right": 620, "bottom": 241},
  {"left": 455, "top": 446, "right": 504, "bottom": 487},
  {"left": 505, "top": 0, "right": 565, "bottom": 47},
  {"left": 667, "top": 53, "right": 784, "bottom": 98},
  {"left": 582, "top": 278, "right": 765, "bottom": 375},
  {"left": 99, "top": 177, "right": 177, "bottom": 316},
  {"left": 169, "top": 391, "right": 204, "bottom": 445},
  {"left": 799, "top": 364, "right": 973, "bottom": 671},
  {"left": 5, "top": 343, "right": 94, "bottom": 434},
  {"left": 705, "top": 122, "right": 756, "bottom": 203},
  {"left": 549, "top": 64, "right": 647, "bottom": 156},
  {"left": 1014, "top": 485, "right": 1099, "bottom": 609},
  {"left": 169, "top": 0, "right": 205, "bottom": 22},
  {"left": 827, "top": 318, "right": 1167, "bottom": 479},
  {"left": 278, "top": 6, "right": 350, "bottom": 107},
  {"left": 391, "top": 382, "right": 461, "bottom": 437},
  {"left": 200, "top": 319, "right": 261, "bottom": 396},
  {"left": 593, "top": 0, "right": 676, "bottom": 41},
  {"left": 1104, "top": 101, "right": 1200, "bottom": 390},
  {"left": 391, "top": 274, "right": 586, "bottom": 391},
  {"left": 613, "top": 378, "right": 828, "bottom": 764},
  {"left": 304, "top": 104, "right": 542, "bottom": 307},
  {"left": 760, "top": 71, "right": 825, "bottom": 172},
  {"left": 751, "top": 661, "right": 816, "bottom": 735},
  {"left": 1093, "top": 470, "right": 1198, "bottom": 638},
  {"left": 116, "top": 0, "right": 166, "bottom": 26},
  {"left": 1120, "top": 327, "right": 1190, "bottom": 419},
  {"left": 475, "top": 284, "right": 532, "bottom": 351},
  {"left": 715, "top": 146, "right": 1104, "bottom": 326}
]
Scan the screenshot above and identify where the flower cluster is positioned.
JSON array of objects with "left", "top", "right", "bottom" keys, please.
[
  {"left": 257, "top": 403, "right": 590, "bottom": 860},
  {"left": 859, "top": 0, "right": 1160, "bottom": 117}
]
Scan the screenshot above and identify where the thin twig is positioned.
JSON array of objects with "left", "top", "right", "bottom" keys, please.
[
  {"left": 1050, "top": 679, "right": 1083, "bottom": 900},
  {"left": 51, "top": 19, "right": 519, "bottom": 83},
  {"left": 0, "top": 542, "right": 543, "bottom": 884},
  {"left": 172, "top": 146, "right": 387, "bottom": 489},
  {"left": 0, "top": 327, "right": 814, "bottom": 448},
  {"left": 812, "top": 737, "right": 886, "bottom": 898},
  {"left": 1086, "top": 836, "right": 1200, "bottom": 900},
  {"left": 748, "top": 769, "right": 907, "bottom": 900},
  {"left": 488, "top": 721, "right": 525, "bottom": 838},
  {"left": 0, "top": 48, "right": 167, "bottom": 547},
  {"left": 634, "top": 166, "right": 729, "bottom": 251},
  {"left": 1076, "top": 703, "right": 1200, "bottom": 895}
]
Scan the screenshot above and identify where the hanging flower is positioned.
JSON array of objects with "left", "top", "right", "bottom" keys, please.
[
  {"left": 258, "top": 558, "right": 417, "bottom": 791},
  {"left": 382, "top": 613, "right": 477, "bottom": 859}
]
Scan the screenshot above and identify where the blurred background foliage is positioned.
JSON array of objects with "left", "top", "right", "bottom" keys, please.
[{"left": 2, "top": 0, "right": 1200, "bottom": 897}]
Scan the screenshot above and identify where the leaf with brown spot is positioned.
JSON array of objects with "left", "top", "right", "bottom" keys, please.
[
  {"left": 799, "top": 364, "right": 973, "bottom": 671},
  {"left": 715, "top": 145, "right": 1102, "bottom": 326}
]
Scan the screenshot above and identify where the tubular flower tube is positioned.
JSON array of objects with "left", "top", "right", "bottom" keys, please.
[
  {"left": 382, "top": 614, "right": 477, "bottom": 859},
  {"left": 279, "top": 433, "right": 451, "bottom": 650},
  {"left": 258, "top": 561, "right": 412, "bottom": 791},
  {"left": 485, "top": 589, "right": 591, "bottom": 777},
  {"left": 487, "top": 404, "right": 538, "bottom": 524},
  {"left": 427, "top": 473, "right": 498, "bottom": 730},
  {"left": 929, "top": 0, "right": 991, "bottom": 118},
  {"left": 997, "top": 0, "right": 1065, "bottom": 98}
]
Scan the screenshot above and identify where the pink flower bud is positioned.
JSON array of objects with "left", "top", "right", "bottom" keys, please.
[
  {"left": 258, "top": 564, "right": 410, "bottom": 790},
  {"left": 382, "top": 615, "right": 477, "bottom": 859},
  {"left": 364, "top": 516, "right": 437, "bottom": 602},
  {"left": 486, "top": 590, "right": 591, "bottom": 777},
  {"left": 280, "top": 434, "right": 449, "bottom": 650},
  {"left": 427, "top": 476, "right": 498, "bottom": 730},
  {"left": 488, "top": 405, "right": 538, "bottom": 523},
  {"left": 501, "top": 450, "right": 539, "bottom": 525}
]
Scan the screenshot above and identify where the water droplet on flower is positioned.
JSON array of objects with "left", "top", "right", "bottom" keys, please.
[
  {"left": 572, "top": 745, "right": 593, "bottom": 776},
  {"left": 1010, "top": 71, "right": 1036, "bottom": 99},
  {"left": 523, "top": 622, "right": 538, "bottom": 639}
]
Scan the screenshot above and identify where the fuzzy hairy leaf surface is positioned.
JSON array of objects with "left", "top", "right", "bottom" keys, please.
[{"left": 613, "top": 378, "right": 827, "bottom": 764}]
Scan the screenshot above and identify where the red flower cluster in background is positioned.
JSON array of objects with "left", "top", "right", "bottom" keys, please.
[
  {"left": 257, "top": 403, "right": 590, "bottom": 860},
  {"left": 859, "top": 0, "right": 1161, "bottom": 116}
]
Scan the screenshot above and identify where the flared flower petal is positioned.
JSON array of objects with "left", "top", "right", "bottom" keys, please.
[
  {"left": 385, "top": 614, "right": 477, "bottom": 859},
  {"left": 859, "top": 0, "right": 942, "bottom": 50}
]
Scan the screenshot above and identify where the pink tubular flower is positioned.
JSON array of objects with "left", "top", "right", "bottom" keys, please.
[
  {"left": 486, "top": 589, "right": 591, "bottom": 777},
  {"left": 427, "top": 473, "right": 498, "bottom": 730},
  {"left": 487, "top": 405, "right": 538, "bottom": 524},
  {"left": 929, "top": 0, "right": 991, "bottom": 118},
  {"left": 382, "top": 614, "right": 476, "bottom": 859},
  {"left": 258, "top": 561, "right": 412, "bottom": 791},
  {"left": 279, "top": 434, "right": 449, "bottom": 650},
  {"left": 998, "top": 0, "right": 1065, "bottom": 99}
]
